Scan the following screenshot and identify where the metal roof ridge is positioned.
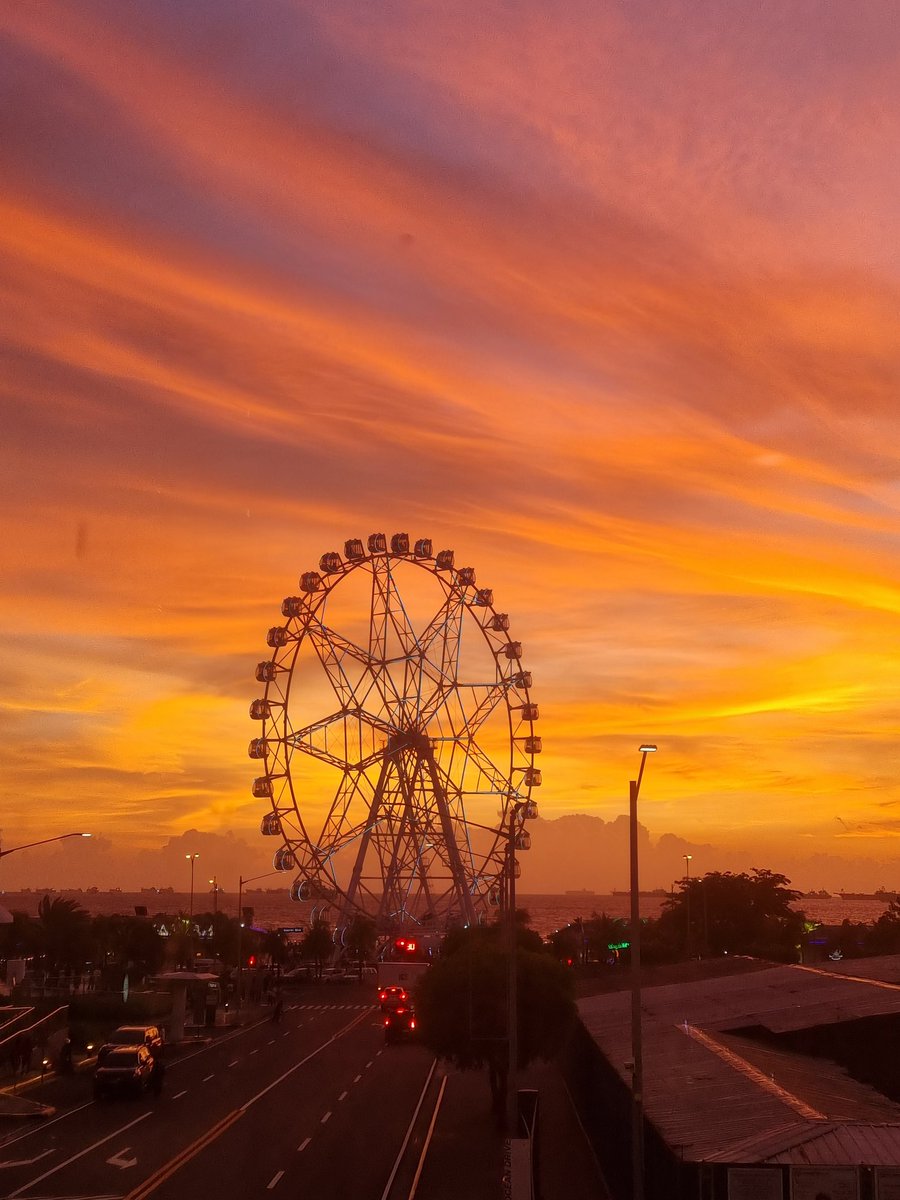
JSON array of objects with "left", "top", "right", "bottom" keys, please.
[
  {"left": 704, "top": 1118, "right": 817, "bottom": 1164},
  {"left": 680, "top": 1022, "right": 826, "bottom": 1121}
]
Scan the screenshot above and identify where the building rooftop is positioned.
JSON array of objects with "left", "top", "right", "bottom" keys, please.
[{"left": 577, "top": 956, "right": 900, "bottom": 1165}]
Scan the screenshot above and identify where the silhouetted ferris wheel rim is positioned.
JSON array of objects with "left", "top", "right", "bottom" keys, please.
[{"left": 249, "top": 532, "right": 541, "bottom": 936}]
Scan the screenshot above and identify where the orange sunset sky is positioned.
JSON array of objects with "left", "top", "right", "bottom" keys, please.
[{"left": 2, "top": 1, "right": 899, "bottom": 896}]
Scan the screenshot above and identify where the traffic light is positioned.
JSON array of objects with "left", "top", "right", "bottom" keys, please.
[{"left": 247, "top": 954, "right": 257, "bottom": 967}]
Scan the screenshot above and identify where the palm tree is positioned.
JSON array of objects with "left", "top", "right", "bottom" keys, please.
[{"left": 37, "top": 895, "right": 92, "bottom": 973}]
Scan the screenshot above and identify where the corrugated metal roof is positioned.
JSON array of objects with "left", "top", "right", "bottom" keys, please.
[
  {"left": 710, "top": 1122, "right": 900, "bottom": 1166},
  {"left": 577, "top": 959, "right": 900, "bottom": 1165}
]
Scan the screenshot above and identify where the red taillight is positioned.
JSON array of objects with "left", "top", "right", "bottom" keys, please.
[
  {"left": 410, "top": 1019, "right": 416, "bottom": 1030},
  {"left": 383, "top": 1018, "right": 389, "bottom": 1027}
]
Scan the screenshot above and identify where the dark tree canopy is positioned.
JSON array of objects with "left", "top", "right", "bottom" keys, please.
[
  {"left": 37, "top": 895, "right": 92, "bottom": 970},
  {"left": 415, "top": 923, "right": 576, "bottom": 1118},
  {"left": 659, "top": 869, "right": 804, "bottom": 961},
  {"left": 300, "top": 917, "right": 334, "bottom": 976}
]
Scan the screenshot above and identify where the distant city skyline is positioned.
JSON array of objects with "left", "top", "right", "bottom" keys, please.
[
  {"left": 1, "top": 816, "right": 898, "bottom": 898},
  {"left": 2, "top": 3, "right": 899, "bottom": 883}
]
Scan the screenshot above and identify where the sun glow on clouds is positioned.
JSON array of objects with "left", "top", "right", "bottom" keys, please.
[{"left": 1, "top": 2, "right": 899, "bottom": 888}]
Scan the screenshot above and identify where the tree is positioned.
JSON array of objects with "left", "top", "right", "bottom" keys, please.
[
  {"left": 37, "top": 895, "right": 92, "bottom": 972},
  {"left": 658, "top": 869, "right": 804, "bottom": 962},
  {"left": 0, "top": 910, "right": 39, "bottom": 961},
  {"left": 583, "top": 913, "right": 630, "bottom": 966},
  {"left": 91, "top": 914, "right": 164, "bottom": 980},
  {"left": 300, "top": 917, "right": 333, "bottom": 979},
  {"left": 865, "top": 899, "right": 900, "bottom": 955},
  {"left": 344, "top": 914, "right": 377, "bottom": 978},
  {"left": 415, "top": 924, "right": 576, "bottom": 1121}
]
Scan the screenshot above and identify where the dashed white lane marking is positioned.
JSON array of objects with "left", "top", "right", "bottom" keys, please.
[
  {"left": 173, "top": 1089, "right": 188, "bottom": 1100},
  {"left": 250, "top": 1048, "right": 260, "bottom": 1055},
  {"left": 321, "top": 1111, "right": 331, "bottom": 1124},
  {"left": 267, "top": 1169, "right": 284, "bottom": 1189},
  {"left": 268, "top": 1039, "right": 276, "bottom": 1045},
  {"left": 354, "top": 1074, "right": 362, "bottom": 1083},
  {"left": 298, "top": 1137, "right": 311, "bottom": 1152},
  {"left": 202, "top": 1074, "right": 214, "bottom": 1082},
  {"left": 228, "top": 1060, "right": 239, "bottom": 1067},
  {"left": 376, "top": 1049, "right": 383, "bottom": 1056},
  {"left": 282, "top": 1031, "right": 291, "bottom": 1038},
  {"left": 338, "top": 1090, "right": 348, "bottom": 1101},
  {"left": 366, "top": 1060, "right": 373, "bottom": 1069}
]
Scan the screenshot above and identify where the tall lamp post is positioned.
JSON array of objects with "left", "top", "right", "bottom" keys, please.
[
  {"left": 630, "top": 743, "right": 657, "bottom": 1200},
  {"left": 185, "top": 854, "right": 200, "bottom": 919},
  {"left": 683, "top": 854, "right": 693, "bottom": 958},
  {"left": 0, "top": 832, "right": 92, "bottom": 861},
  {"left": 506, "top": 796, "right": 537, "bottom": 1136},
  {"left": 236, "top": 870, "right": 279, "bottom": 1021}
]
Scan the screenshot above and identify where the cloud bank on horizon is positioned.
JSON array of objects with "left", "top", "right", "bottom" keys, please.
[{"left": 1, "top": 1, "right": 899, "bottom": 887}]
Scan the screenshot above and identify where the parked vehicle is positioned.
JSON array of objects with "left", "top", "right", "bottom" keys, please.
[
  {"left": 321, "top": 968, "right": 353, "bottom": 985},
  {"left": 93, "top": 1045, "right": 158, "bottom": 1099}
]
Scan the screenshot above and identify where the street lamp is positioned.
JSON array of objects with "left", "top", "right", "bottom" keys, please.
[
  {"left": 236, "top": 870, "right": 280, "bottom": 1020},
  {"left": 185, "top": 854, "right": 199, "bottom": 919},
  {"left": 0, "top": 832, "right": 91, "bottom": 860},
  {"left": 505, "top": 795, "right": 539, "bottom": 1136},
  {"left": 629, "top": 743, "right": 657, "bottom": 1200},
  {"left": 683, "top": 854, "right": 693, "bottom": 959}
]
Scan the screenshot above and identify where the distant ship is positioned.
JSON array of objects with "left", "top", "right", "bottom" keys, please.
[
  {"left": 565, "top": 889, "right": 597, "bottom": 896},
  {"left": 612, "top": 888, "right": 670, "bottom": 897}
]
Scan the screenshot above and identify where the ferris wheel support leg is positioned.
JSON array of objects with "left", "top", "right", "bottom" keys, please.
[
  {"left": 422, "top": 745, "right": 477, "bottom": 927},
  {"left": 343, "top": 752, "right": 392, "bottom": 925}
]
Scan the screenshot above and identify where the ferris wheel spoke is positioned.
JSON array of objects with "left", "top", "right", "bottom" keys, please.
[
  {"left": 413, "top": 592, "right": 465, "bottom": 717},
  {"left": 419, "top": 675, "right": 509, "bottom": 738},
  {"left": 306, "top": 620, "right": 381, "bottom": 710},
  {"left": 438, "top": 736, "right": 517, "bottom": 809}
]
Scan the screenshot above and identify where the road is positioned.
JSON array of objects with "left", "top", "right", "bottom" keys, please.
[{"left": 0, "top": 992, "right": 443, "bottom": 1200}]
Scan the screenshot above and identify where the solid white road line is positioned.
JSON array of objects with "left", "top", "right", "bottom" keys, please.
[
  {"left": 407, "top": 1074, "right": 448, "bottom": 1200},
  {"left": 379, "top": 1061, "right": 438, "bottom": 1200},
  {"left": 8, "top": 1111, "right": 152, "bottom": 1199}
]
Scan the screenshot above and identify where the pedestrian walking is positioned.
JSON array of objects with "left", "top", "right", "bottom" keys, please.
[{"left": 18, "top": 1033, "right": 33, "bottom": 1077}]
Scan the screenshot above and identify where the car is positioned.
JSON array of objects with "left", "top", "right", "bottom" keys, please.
[
  {"left": 321, "top": 968, "right": 353, "bottom": 984},
  {"left": 99, "top": 1024, "right": 164, "bottom": 1059},
  {"left": 93, "top": 1045, "right": 158, "bottom": 1099},
  {"left": 281, "top": 966, "right": 315, "bottom": 982},
  {"left": 378, "top": 985, "right": 409, "bottom": 1010},
  {"left": 383, "top": 1006, "right": 417, "bottom": 1044}
]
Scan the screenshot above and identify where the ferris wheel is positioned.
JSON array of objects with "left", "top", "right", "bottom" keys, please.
[{"left": 248, "top": 533, "right": 541, "bottom": 934}]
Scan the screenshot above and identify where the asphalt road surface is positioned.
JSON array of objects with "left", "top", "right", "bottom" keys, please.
[{"left": 0, "top": 995, "right": 443, "bottom": 1200}]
